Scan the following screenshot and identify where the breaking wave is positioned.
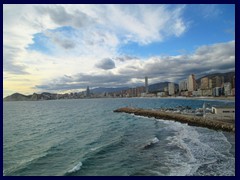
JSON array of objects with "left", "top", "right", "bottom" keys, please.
[{"left": 67, "top": 162, "right": 83, "bottom": 174}]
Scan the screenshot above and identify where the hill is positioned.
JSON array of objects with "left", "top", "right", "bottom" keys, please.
[{"left": 3, "top": 93, "right": 32, "bottom": 101}]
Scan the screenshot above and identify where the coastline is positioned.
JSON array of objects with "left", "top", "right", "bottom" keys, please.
[
  {"left": 135, "top": 96, "right": 235, "bottom": 102},
  {"left": 114, "top": 107, "right": 235, "bottom": 133}
]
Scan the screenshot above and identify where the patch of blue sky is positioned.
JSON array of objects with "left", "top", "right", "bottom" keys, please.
[
  {"left": 119, "top": 4, "right": 234, "bottom": 58},
  {"left": 49, "top": 26, "right": 78, "bottom": 38},
  {"left": 27, "top": 32, "right": 53, "bottom": 54},
  {"left": 27, "top": 26, "right": 79, "bottom": 54}
]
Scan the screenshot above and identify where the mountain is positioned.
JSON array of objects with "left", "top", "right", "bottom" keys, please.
[
  {"left": 90, "top": 87, "right": 130, "bottom": 94},
  {"left": 3, "top": 93, "right": 32, "bottom": 101},
  {"left": 4, "top": 92, "right": 58, "bottom": 101},
  {"left": 149, "top": 82, "right": 178, "bottom": 92}
]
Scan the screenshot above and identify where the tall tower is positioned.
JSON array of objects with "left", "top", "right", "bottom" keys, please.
[
  {"left": 187, "top": 74, "right": 196, "bottom": 91},
  {"left": 86, "top": 86, "right": 90, "bottom": 97},
  {"left": 145, "top": 76, "right": 148, "bottom": 93}
]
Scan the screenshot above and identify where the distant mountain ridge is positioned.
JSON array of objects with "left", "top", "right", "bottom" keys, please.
[
  {"left": 149, "top": 82, "right": 178, "bottom": 92},
  {"left": 90, "top": 87, "right": 129, "bottom": 94}
]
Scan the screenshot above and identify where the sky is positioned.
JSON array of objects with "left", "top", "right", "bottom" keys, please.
[{"left": 3, "top": 4, "right": 235, "bottom": 97}]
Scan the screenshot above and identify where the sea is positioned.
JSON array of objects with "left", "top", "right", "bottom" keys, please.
[{"left": 3, "top": 98, "right": 235, "bottom": 176}]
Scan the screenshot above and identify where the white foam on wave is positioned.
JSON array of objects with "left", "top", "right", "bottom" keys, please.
[
  {"left": 143, "top": 137, "right": 160, "bottom": 149},
  {"left": 164, "top": 122, "right": 235, "bottom": 175},
  {"left": 90, "top": 147, "right": 99, "bottom": 151},
  {"left": 151, "top": 137, "right": 159, "bottom": 144},
  {"left": 68, "top": 162, "right": 83, "bottom": 173}
]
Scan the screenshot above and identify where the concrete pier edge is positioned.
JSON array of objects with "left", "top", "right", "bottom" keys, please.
[{"left": 114, "top": 107, "right": 235, "bottom": 133}]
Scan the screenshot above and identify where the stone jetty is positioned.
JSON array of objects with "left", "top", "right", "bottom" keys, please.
[{"left": 114, "top": 107, "right": 235, "bottom": 132}]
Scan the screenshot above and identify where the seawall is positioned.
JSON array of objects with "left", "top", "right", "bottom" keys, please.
[{"left": 114, "top": 107, "right": 235, "bottom": 132}]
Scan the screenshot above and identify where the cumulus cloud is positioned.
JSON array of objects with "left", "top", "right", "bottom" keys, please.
[
  {"left": 36, "top": 72, "right": 131, "bottom": 91},
  {"left": 3, "top": 45, "right": 29, "bottom": 74},
  {"left": 44, "top": 30, "right": 76, "bottom": 49},
  {"left": 35, "top": 5, "right": 96, "bottom": 28},
  {"left": 3, "top": 4, "right": 234, "bottom": 96},
  {"left": 36, "top": 41, "right": 235, "bottom": 91},
  {"left": 3, "top": 4, "right": 188, "bottom": 75},
  {"left": 95, "top": 58, "right": 116, "bottom": 70}
]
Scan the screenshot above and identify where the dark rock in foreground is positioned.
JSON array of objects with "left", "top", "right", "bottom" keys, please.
[{"left": 114, "top": 107, "right": 235, "bottom": 133}]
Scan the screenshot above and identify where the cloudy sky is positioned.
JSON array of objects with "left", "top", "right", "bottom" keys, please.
[{"left": 3, "top": 4, "right": 235, "bottom": 97}]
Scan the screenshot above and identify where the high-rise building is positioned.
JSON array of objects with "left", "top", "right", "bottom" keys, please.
[
  {"left": 179, "top": 80, "right": 187, "bottom": 91},
  {"left": 187, "top": 74, "right": 196, "bottom": 91},
  {"left": 224, "top": 82, "right": 232, "bottom": 96},
  {"left": 201, "top": 77, "right": 209, "bottom": 90},
  {"left": 209, "top": 79, "right": 213, "bottom": 89},
  {"left": 86, "top": 86, "right": 90, "bottom": 97},
  {"left": 213, "top": 87, "right": 222, "bottom": 97},
  {"left": 168, "top": 82, "right": 175, "bottom": 96},
  {"left": 212, "top": 76, "right": 223, "bottom": 88},
  {"left": 145, "top": 76, "right": 148, "bottom": 93}
]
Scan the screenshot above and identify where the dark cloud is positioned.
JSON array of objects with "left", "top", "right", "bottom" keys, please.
[
  {"left": 95, "top": 58, "right": 116, "bottom": 70},
  {"left": 64, "top": 74, "right": 72, "bottom": 78},
  {"left": 36, "top": 72, "right": 132, "bottom": 91},
  {"left": 114, "top": 55, "right": 139, "bottom": 62},
  {"left": 36, "top": 6, "right": 95, "bottom": 28},
  {"left": 44, "top": 29, "right": 76, "bottom": 50},
  {"left": 36, "top": 41, "right": 235, "bottom": 91},
  {"left": 3, "top": 45, "right": 29, "bottom": 74},
  {"left": 117, "top": 41, "right": 235, "bottom": 83},
  {"left": 52, "top": 36, "right": 76, "bottom": 49}
]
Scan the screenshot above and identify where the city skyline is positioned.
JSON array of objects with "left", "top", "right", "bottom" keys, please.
[{"left": 3, "top": 4, "right": 235, "bottom": 97}]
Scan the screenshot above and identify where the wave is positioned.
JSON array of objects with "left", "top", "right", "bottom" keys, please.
[
  {"left": 67, "top": 162, "right": 83, "bottom": 174},
  {"left": 4, "top": 139, "right": 74, "bottom": 175},
  {"left": 164, "top": 122, "right": 235, "bottom": 176},
  {"left": 143, "top": 137, "right": 159, "bottom": 149},
  {"left": 3, "top": 152, "right": 49, "bottom": 175}
]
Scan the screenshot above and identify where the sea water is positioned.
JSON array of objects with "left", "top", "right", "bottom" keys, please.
[{"left": 3, "top": 98, "right": 235, "bottom": 176}]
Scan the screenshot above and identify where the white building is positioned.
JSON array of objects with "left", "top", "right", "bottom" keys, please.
[
  {"left": 179, "top": 80, "right": 188, "bottom": 91},
  {"left": 168, "top": 83, "right": 175, "bottom": 96},
  {"left": 212, "top": 106, "right": 235, "bottom": 120},
  {"left": 224, "top": 82, "right": 232, "bottom": 96},
  {"left": 157, "top": 92, "right": 167, "bottom": 97}
]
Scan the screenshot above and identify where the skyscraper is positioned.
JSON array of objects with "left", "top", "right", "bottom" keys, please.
[
  {"left": 201, "top": 77, "right": 209, "bottom": 90},
  {"left": 187, "top": 74, "right": 196, "bottom": 91},
  {"left": 86, "top": 86, "right": 90, "bottom": 97},
  {"left": 212, "top": 76, "right": 222, "bottom": 88},
  {"left": 224, "top": 82, "right": 232, "bottom": 96},
  {"left": 179, "top": 80, "right": 187, "bottom": 91},
  {"left": 145, "top": 76, "right": 148, "bottom": 93}
]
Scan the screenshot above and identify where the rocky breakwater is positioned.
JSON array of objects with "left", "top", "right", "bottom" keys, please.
[{"left": 114, "top": 107, "right": 235, "bottom": 133}]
